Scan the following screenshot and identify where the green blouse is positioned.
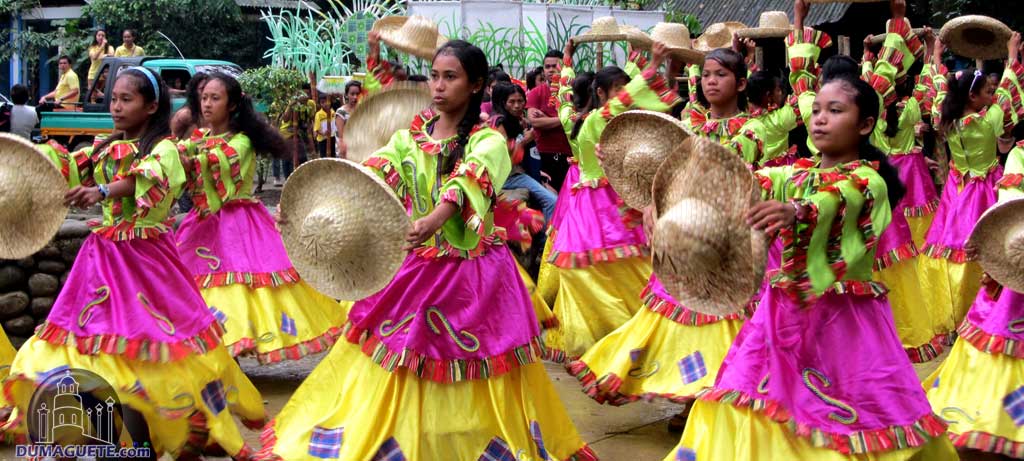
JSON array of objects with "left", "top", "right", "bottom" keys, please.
[
  {"left": 179, "top": 130, "right": 257, "bottom": 215},
  {"left": 999, "top": 142, "right": 1024, "bottom": 203}
]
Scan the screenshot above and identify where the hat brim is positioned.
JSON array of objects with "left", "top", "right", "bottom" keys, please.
[
  {"left": 940, "top": 15, "right": 1012, "bottom": 60},
  {"left": 806, "top": 0, "right": 885, "bottom": 3},
  {"left": 344, "top": 82, "right": 434, "bottom": 164},
  {"left": 0, "top": 134, "right": 69, "bottom": 259},
  {"left": 280, "top": 158, "right": 410, "bottom": 301},
  {"left": 600, "top": 110, "right": 689, "bottom": 210},
  {"left": 573, "top": 33, "right": 628, "bottom": 44},
  {"left": 666, "top": 46, "right": 706, "bottom": 64},
  {"left": 736, "top": 27, "right": 792, "bottom": 39},
  {"left": 373, "top": 16, "right": 447, "bottom": 60},
  {"left": 970, "top": 197, "right": 1024, "bottom": 293},
  {"left": 869, "top": 28, "right": 925, "bottom": 46}
]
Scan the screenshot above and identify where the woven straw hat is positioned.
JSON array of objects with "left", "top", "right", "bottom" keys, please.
[
  {"left": 574, "top": 16, "right": 628, "bottom": 44},
  {"left": 650, "top": 22, "right": 705, "bottom": 64},
  {"left": 344, "top": 82, "right": 433, "bottom": 164},
  {"left": 0, "top": 134, "right": 68, "bottom": 259},
  {"left": 600, "top": 110, "right": 689, "bottom": 209},
  {"left": 940, "top": 15, "right": 1013, "bottom": 60},
  {"left": 806, "top": 0, "right": 885, "bottom": 3},
  {"left": 969, "top": 197, "right": 1024, "bottom": 293},
  {"left": 650, "top": 136, "right": 767, "bottom": 316},
  {"left": 736, "top": 11, "right": 793, "bottom": 39},
  {"left": 694, "top": 22, "right": 747, "bottom": 52},
  {"left": 280, "top": 158, "right": 410, "bottom": 301},
  {"left": 372, "top": 15, "right": 449, "bottom": 60},
  {"left": 622, "top": 25, "right": 653, "bottom": 50}
]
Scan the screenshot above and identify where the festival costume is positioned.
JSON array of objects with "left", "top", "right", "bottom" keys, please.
[
  {"left": 2, "top": 138, "right": 264, "bottom": 458},
  {"left": 671, "top": 155, "right": 955, "bottom": 461},
  {"left": 256, "top": 111, "right": 594, "bottom": 461},
  {"left": 175, "top": 130, "right": 347, "bottom": 363},
  {"left": 544, "top": 53, "right": 680, "bottom": 363},
  {"left": 918, "top": 56, "right": 1024, "bottom": 327},
  {"left": 924, "top": 141, "right": 1024, "bottom": 458}
]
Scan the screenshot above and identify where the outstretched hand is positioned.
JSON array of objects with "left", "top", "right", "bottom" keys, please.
[{"left": 746, "top": 200, "right": 796, "bottom": 236}]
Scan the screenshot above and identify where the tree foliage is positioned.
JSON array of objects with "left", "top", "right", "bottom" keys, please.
[{"left": 238, "top": 66, "right": 306, "bottom": 123}]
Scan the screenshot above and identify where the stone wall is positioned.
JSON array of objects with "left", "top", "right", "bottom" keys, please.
[{"left": 0, "top": 216, "right": 92, "bottom": 348}]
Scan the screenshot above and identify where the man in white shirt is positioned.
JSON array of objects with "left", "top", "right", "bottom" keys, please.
[{"left": 8, "top": 84, "right": 38, "bottom": 140}]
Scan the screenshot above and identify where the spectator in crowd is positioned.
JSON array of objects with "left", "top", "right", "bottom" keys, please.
[
  {"left": 8, "top": 84, "right": 38, "bottom": 140},
  {"left": 481, "top": 68, "right": 511, "bottom": 116},
  {"left": 40, "top": 56, "right": 80, "bottom": 110},
  {"left": 526, "top": 50, "right": 572, "bottom": 190},
  {"left": 526, "top": 66, "right": 545, "bottom": 91},
  {"left": 87, "top": 29, "right": 114, "bottom": 88},
  {"left": 333, "top": 80, "right": 362, "bottom": 159},
  {"left": 114, "top": 29, "right": 145, "bottom": 57},
  {"left": 314, "top": 94, "right": 333, "bottom": 158}
]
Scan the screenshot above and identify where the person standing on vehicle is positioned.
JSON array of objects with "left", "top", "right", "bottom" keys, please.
[
  {"left": 114, "top": 29, "right": 145, "bottom": 57},
  {"left": 87, "top": 29, "right": 114, "bottom": 88},
  {"left": 40, "top": 56, "right": 80, "bottom": 110},
  {"left": 8, "top": 85, "right": 38, "bottom": 140}
]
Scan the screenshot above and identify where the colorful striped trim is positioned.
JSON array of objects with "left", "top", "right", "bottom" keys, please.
[
  {"left": 542, "top": 346, "right": 570, "bottom": 364},
  {"left": 949, "top": 430, "right": 1024, "bottom": 458},
  {"left": 786, "top": 27, "right": 832, "bottom": 48},
  {"left": 364, "top": 156, "right": 403, "bottom": 191},
  {"left": 920, "top": 242, "right": 970, "bottom": 263},
  {"left": 697, "top": 387, "right": 947, "bottom": 454},
  {"left": 91, "top": 220, "right": 171, "bottom": 241},
  {"left": 547, "top": 244, "right": 650, "bottom": 269},
  {"left": 196, "top": 267, "right": 302, "bottom": 289},
  {"left": 998, "top": 173, "right": 1023, "bottom": 193},
  {"left": 341, "top": 322, "right": 546, "bottom": 383},
  {"left": 567, "top": 360, "right": 694, "bottom": 406},
  {"left": 642, "top": 283, "right": 751, "bottom": 326},
  {"left": 903, "top": 198, "right": 939, "bottom": 218},
  {"left": 642, "top": 66, "right": 683, "bottom": 107},
  {"left": 35, "top": 320, "right": 224, "bottom": 363},
  {"left": 412, "top": 236, "right": 506, "bottom": 260},
  {"left": 366, "top": 56, "right": 395, "bottom": 89},
  {"left": 905, "top": 333, "right": 946, "bottom": 363},
  {"left": 958, "top": 318, "right": 1024, "bottom": 359},
  {"left": 874, "top": 240, "right": 918, "bottom": 271},
  {"left": 540, "top": 316, "right": 560, "bottom": 330},
  {"left": 227, "top": 326, "right": 344, "bottom": 365}
]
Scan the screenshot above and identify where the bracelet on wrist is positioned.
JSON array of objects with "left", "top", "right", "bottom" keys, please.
[{"left": 97, "top": 184, "right": 110, "bottom": 200}]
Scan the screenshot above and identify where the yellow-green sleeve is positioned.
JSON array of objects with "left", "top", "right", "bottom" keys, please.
[
  {"left": 988, "top": 61, "right": 1024, "bottom": 133},
  {"left": 556, "top": 65, "right": 577, "bottom": 137},
  {"left": 998, "top": 142, "right": 1024, "bottom": 202},
  {"left": 131, "top": 139, "right": 186, "bottom": 222},
  {"left": 439, "top": 128, "right": 511, "bottom": 250},
  {"left": 38, "top": 141, "right": 92, "bottom": 189},
  {"left": 363, "top": 129, "right": 410, "bottom": 198}
]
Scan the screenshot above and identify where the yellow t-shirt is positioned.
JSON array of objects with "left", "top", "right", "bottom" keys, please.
[
  {"left": 55, "top": 70, "right": 80, "bottom": 108},
  {"left": 314, "top": 109, "right": 332, "bottom": 142},
  {"left": 87, "top": 45, "right": 113, "bottom": 80},
  {"left": 114, "top": 45, "right": 145, "bottom": 57}
]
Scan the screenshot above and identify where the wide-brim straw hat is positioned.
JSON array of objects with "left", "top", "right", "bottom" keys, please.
[
  {"left": 650, "top": 22, "right": 705, "bottom": 64},
  {"left": 969, "top": 197, "right": 1024, "bottom": 293},
  {"left": 736, "top": 11, "right": 793, "bottom": 39},
  {"left": 650, "top": 137, "right": 767, "bottom": 316},
  {"left": 940, "top": 15, "right": 1013, "bottom": 60},
  {"left": 573, "top": 16, "right": 627, "bottom": 44},
  {"left": 693, "top": 22, "right": 748, "bottom": 53},
  {"left": 622, "top": 25, "right": 653, "bottom": 50},
  {"left": 372, "top": 15, "right": 448, "bottom": 60},
  {"left": 600, "top": 110, "right": 689, "bottom": 209},
  {"left": 869, "top": 28, "right": 925, "bottom": 46},
  {"left": 0, "top": 134, "right": 68, "bottom": 259},
  {"left": 806, "top": 0, "right": 885, "bottom": 3},
  {"left": 344, "top": 82, "right": 433, "bottom": 164},
  {"left": 280, "top": 158, "right": 410, "bottom": 301}
]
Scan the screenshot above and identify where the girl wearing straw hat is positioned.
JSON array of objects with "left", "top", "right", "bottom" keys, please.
[
  {"left": 1, "top": 68, "right": 265, "bottom": 458},
  {"left": 925, "top": 140, "right": 1024, "bottom": 459},
  {"left": 174, "top": 72, "right": 348, "bottom": 365},
  {"left": 918, "top": 26, "right": 1024, "bottom": 332},
  {"left": 668, "top": 63, "right": 957, "bottom": 461},
  {"left": 257, "top": 40, "right": 594, "bottom": 461},
  {"left": 542, "top": 37, "right": 685, "bottom": 364}
]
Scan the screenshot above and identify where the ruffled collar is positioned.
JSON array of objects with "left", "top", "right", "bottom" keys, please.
[
  {"left": 91, "top": 137, "right": 140, "bottom": 163},
  {"left": 791, "top": 158, "right": 879, "bottom": 188},
  {"left": 688, "top": 108, "right": 750, "bottom": 140},
  {"left": 410, "top": 109, "right": 486, "bottom": 156}
]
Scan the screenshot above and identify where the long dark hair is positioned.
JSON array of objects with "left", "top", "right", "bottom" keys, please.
[
  {"left": 571, "top": 66, "right": 628, "bottom": 139},
  {"left": 97, "top": 68, "right": 171, "bottom": 157},
  {"left": 526, "top": 66, "right": 544, "bottom": 91},
  {"left": 883, "top": 60, "right": 924, "bottom": 138},
  {"left": 206, "top": 72, "right": 289, "bottom": 159},
  {"left": 490, "top": 82, "right": 526, "bottom": 140},
  {"left": 434, "top": 40, "right": 488, "bottom": 175},
  {"left": 747, "top": 70, "right": 780, "bottom": 109},
  {"left": 185, "top": 72, "right": 209, "bottom": 129},
  {"left": 91, "top": 29, "right": 108, "bottom": 47},
  {"left": 939, "top": 67, "right": 988, "bottom": 135},
  {"left": 696, "top": 48, "right": 748, "bottom": 110},
  {"left": 825, "top": 76, "right": 905, "bottom": 208}
]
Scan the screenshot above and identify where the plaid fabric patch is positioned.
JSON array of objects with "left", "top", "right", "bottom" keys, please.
[
  {"left": 530, "top": 421, "right": 550, "bottom": 460},
  {"left": 370, "top": 437, "right": 405, "bottom": 461},
  {"left": 281, "top": 313, "right": 297, "bottom": 336},
  {"left": 1005, "top": 386, "right": 1024, "bottom": 426},
  {"left": 209, "top": 306, "right": 227, "bottom": 324},
  {"left": 676, "top": 447, "right": 697, "bottom": 461},
  {"left": 308, "top": 426, "right": 344, "bottom": 459},
  {"left": 201, "top": 380, "right": 227, "bottom": 415},
  {"left": 477, "top": 437, "right": 515, "bottom": 461},
  {"left": 678, "top": 351, "right": 707, "bottom": 385}
]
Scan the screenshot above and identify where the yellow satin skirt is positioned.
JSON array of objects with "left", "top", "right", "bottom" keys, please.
[
  {"left": 670, "top": 400, "right": 958, "bottom": 461},
  {"left": 536, "top": 236, "right": 560, "bottom": 307},
  {"left": 569, "top": 306, "right": 742, "bottom": 405},
  {"left": 917, "top": 256, "right": 984, "bottom": 334},
  {"left": 1, "top": 337, "right": 265, "bottom": 457},
  {"left": 258, "top": 340, "right": 595, "bottom": 461},
  {"left": 516, "top": 260, "right": 557, "bottom": 330},
  {"left": 874, "top": 258, "right": 944, "bottom": 362},
  {"left": 925, "top": 339, "right": 1024, "bottom": 457},
  {"left": 905, "top": 213, "right": 934, "bottom": 250},
  {"left": 545, "top": 257, "right": 652, "bottom": 362},
  {"left": 200, "top": 280, "right": 347, "bottom": 364}
]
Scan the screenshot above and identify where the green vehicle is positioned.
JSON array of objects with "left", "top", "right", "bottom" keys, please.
[{"left": 41, "top": 57, "right": 242, "bottom": 151}]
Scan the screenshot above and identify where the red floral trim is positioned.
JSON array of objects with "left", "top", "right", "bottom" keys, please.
[
  {"left": 35, "top": 320, "right": 224, "bottom": 363},
  {"left": 905, "top": 333, "right": 946, "bottom": 363},
  {"left": 688, "top": 109, "right": 749, "bottom": 141},
  {"left": 548, "top": 244, "right": 650, "bottom": 269},
  {"left": 366, "top": 55, "right": 394, "bottom": 89},
  {"left": 903, "top": 198, "right": 939, "bottom": 218},
  {"left": 921, "top": 242, "right": 970, "bottom": 263},
  {"left": 957, "top": 317, "right": 1024, "bottom": 359},
  {"left": 341, "top": 321, "right": 545, "bottom": 383},
  {"left": 449, "top": 160, "right": 494, "bottom": 197},
  {"left": 997, "top": 173, "right": 1023, "bottom": 192},
  {"left": 412, "top": 235, "right": 505, "bottom": 260},
  {"left": 567, "top": 361, "right": 694, "bottom": 406},
  {"left": 196, "top": 267, "right": 301, "bottom": 289},
  {"left": 494, "top": 197, "right": 543, "bottom": 249},
  {"left": 786, "top": 27, "right": 832, "bottom": 49},
  {"left": 949, "top": 431, "right": 1024, "bottom": 458},
  {"left": 410, "top": 109, "right": 486, "bottom": 156},
  {"left": 628, "top": 49, "right": 648, "bottom": 70},
  {"left": 697, "top": 387, "right": 947, "bottom": 454},
  {"left": 642, "top": 66, "right": 682, "bottom": 107},
  {"left": 227, "top": 326, "right": 343, "bottom": 364},
  {"left": 642, "top": 282, "right": 751, "bottom": 326},
  {"left": 874, "top": 240, "right": 918, "bottom": 271},
  {"left": 949, "top": 161, "right": 1001, "bottom": 186},
  {"left": 364, "top": 156, "right": 402, "bottom": 191},
  {"left": 201, "top": 135, "right": 244, "bottom": 203}
]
